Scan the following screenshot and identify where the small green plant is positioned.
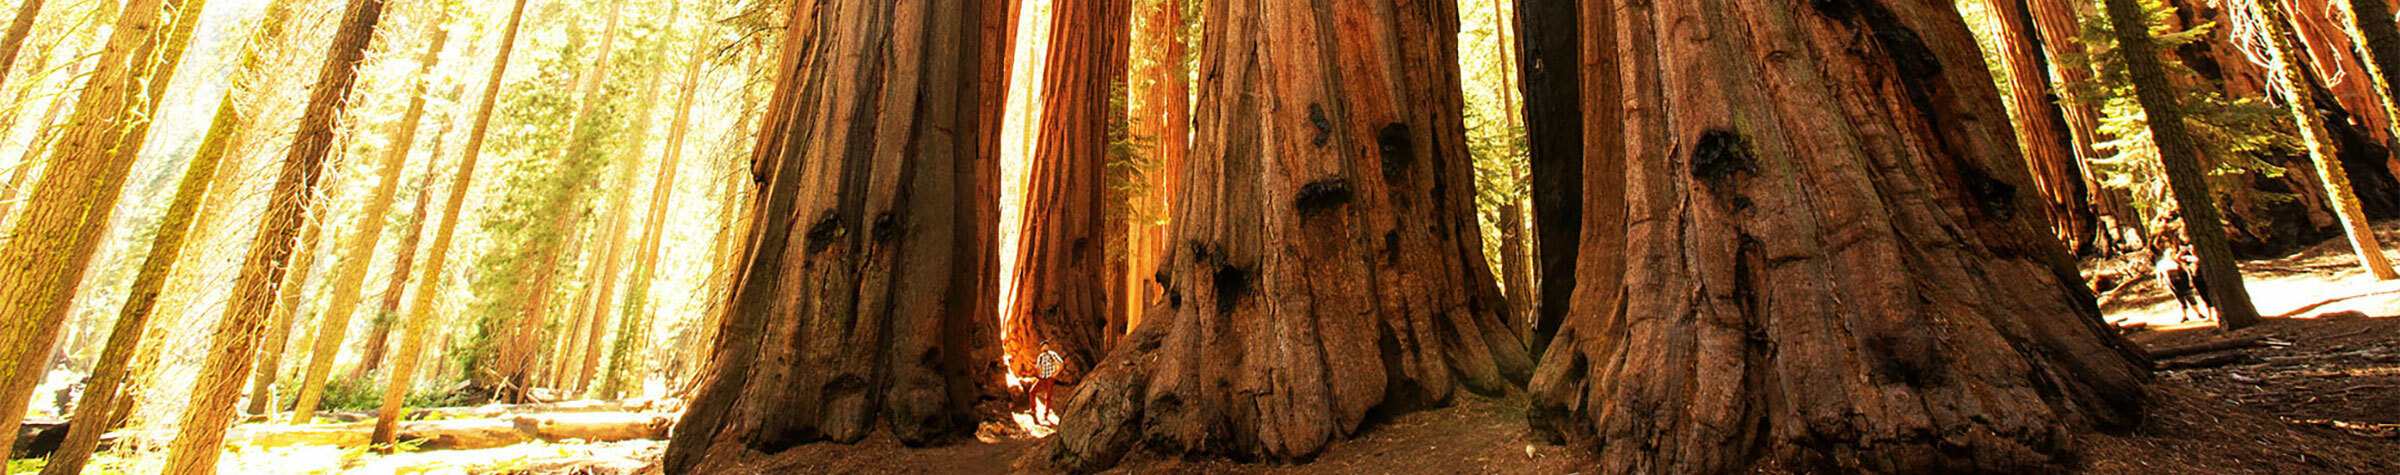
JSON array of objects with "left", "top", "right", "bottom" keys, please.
[{"left": 8, "top": 458, "right": 45, "bottom": 475}]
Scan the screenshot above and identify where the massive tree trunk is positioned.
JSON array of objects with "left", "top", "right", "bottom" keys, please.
[
  {"left": 1526, "top": 0, "right": 2152, "bottom": 471},
  {"left": 1516, "top": 0, "right": 1577, "bottom": 356},
  {"left": 662, "top": 0, "right": 1007, "bottom": 471},
  {"left": 2240, "top": 0, "right": 2400, "bottom": 285},
  {"left": 375, "top": 0, "right": 531, "bottom": 447},
  {"left": 1977, "top": 0, "right": 2093, "bottom": 253},
  {"left": 0, "top": 0, "right": 194, "bottom": 453},
  {"left": 291, "top": 17, "right": 449, "bottom": 423},
  {"left": 2338, "top": 0, "right": 2400, "bottom": 192},
  {"left": 163, "top": 0, "right": 388, "bottom": 472},
  {"left": 1007, "top": 0, "right": 1131, "bottom": 383},
  {"left": 1043, "top": 0, "right": 1531, "bottom": 470}
]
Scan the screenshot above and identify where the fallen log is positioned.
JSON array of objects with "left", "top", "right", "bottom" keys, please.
[
  {"left": 103, "top": 412, "right": 675, "bottom": 452},
  {"left": 2155, "top": 352, "right": 2249, "bottom": 371},
  {"left": 2145, "top": 336, "right": 2267, "bottom": 360}
]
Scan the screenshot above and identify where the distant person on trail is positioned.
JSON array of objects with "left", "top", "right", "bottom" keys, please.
[
  {"left": 1033, "top": 340, "right": 1064, "bottom": 425},
  {"left": 2155, "top": 245, "right": 2214, "bottom": 323}
]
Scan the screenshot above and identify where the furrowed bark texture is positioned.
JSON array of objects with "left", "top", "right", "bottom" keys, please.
[
  {"left": 662, "top": 0, "right": 1007, "bottom": 472},
  {"left": 164, "top": 0, "right": 388, "bottom": 472},
  {"left": 1043, "top": 0, "right": 1532, "bottom": 470},
  {"left": 375, "top": 0, "right": 530, "bottom": 447},
  {"left": 1516, "top": 0, "right": 1577, "bottom": 356},
  {"left": 1007, "top": 0, "right": 1130, "bottom": 383},
  {"left": 1526, "top": 0, "right": 2152, "bottom": 472},
  {"left": 0, "top": 0, "right": 188, "bottom": 453},
  {"left": 1976, "top": 0, "right": 2091, "bottom": 253},
  {"left": 291, "top": 18, "right": 450, "bottom": 422}
]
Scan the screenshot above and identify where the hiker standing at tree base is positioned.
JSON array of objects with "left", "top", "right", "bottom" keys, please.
[{"left": 1033, "top": 340, "right": 1063, "bottom": 425}]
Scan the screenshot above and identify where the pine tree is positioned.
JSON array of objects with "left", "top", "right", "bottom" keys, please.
[
  {"left": 2236, "top": 0, "right": 2399, "bottom": 286},
  {"left": 288, "top": 15, "right": 450, "bottom": 422},
  {"left": 0, "top": 0, "right": 197, "bottom": 453},
  {"left": 1007, "top": 0, "right": 1131, "bottom": 385},
  {"left": 373, "top": 0, "right": 531, "bottom": 448}
]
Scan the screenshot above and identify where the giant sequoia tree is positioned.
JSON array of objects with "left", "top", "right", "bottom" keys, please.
[
  {"left": 1043, "top": 0, "right": 1531, "bottom": 470},
  {"left": 1007, "top": 0, "right": 1131, "bottom": 380},
  {"left": 662, "top": 0, "right": 1008, "bottom": 471},
  {"left": 1524, "top": 0, "right": 2151, "bottom": 472}
]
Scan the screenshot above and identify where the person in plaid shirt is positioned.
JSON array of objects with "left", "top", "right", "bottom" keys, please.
[{"left": 1033, "top": 340, "right": 1063, "bottom": 425}]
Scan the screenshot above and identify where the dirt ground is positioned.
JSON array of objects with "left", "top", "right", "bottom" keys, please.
[{"left": 563, "top": 228, "right": 2400, "bottom": 474}]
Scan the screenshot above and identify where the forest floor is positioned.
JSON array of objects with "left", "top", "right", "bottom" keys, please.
[{"left": 32, "top": 228, "right": 2399, "bottom": 474}]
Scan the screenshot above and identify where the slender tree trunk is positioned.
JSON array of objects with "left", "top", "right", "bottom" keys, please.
[
  {"left": 1046, "top": 0, "right": 1531, "bottom": 469},
  {"left": 561, "top": 5, "right": 638, "bottom": 396},
  {"left": 289, "top": 18, "right": 448, "bottom": 419},
  {"left": 2240, "top": 0, "right": 2400, "bottom": 286},
  {"left": 249, "top": 209, "right": 326, "bottom": 411},
  {"left": 599, "top": 29, "right": 703, "bottom": 400},
  {"left": 374, "top": 0, "right": 527, "bottom": 448},
  {"left": 43, "top": 16, "right": 240, "bottom": 472},
  {"left": 164, "top": 0, "right": 387, "bottom": 471},
  {"left": 1007, "top": 0, "right": 1130, "bottom": 384},
  {"left": 0, "top": 0, "right": 194, "bottom": 453},
  {"left": 0, "top": 0, "right": 45, "bottom": 91},
  {"left": 1525, "top": 1, "right": 2151, "bottom": 471},
  {"left": 357, "top": 116, "right": 454, "bottom": 381},
  {"left": 1498, "top": 202, "right": 1532, "bottom": 331},
  {"left": 1977, "top": 0, "right": 2093, "bottom": 253},
  {"left": 663, "top": 0, "right": 1008, "bottom": 471}
]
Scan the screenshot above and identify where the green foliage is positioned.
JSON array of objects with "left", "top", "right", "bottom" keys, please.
[
  {"left": 1458, "top": 0, "right": 1528, "bottom": 276},
  {"left": 2063, "top": 0, "right": 2301, "bottom": 227},
  {"left": 9, "top": 458, "right": 43, "bottom": 475},
  {"left": 1106, "top": 81, "right": 1159, "bottom": 230},
  {"left": 313, "top": 375, "right": 385, "bottom": 412}
]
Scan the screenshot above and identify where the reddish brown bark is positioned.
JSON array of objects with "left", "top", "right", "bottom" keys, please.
[
  {"left": 662, "top": 1, "right": 1008, "bottom": 472},
  {"left": 1007, "top": 0, "right": 1132, "bottom": 384},
  {"left": 1978, "top": 0, "right": 2093, "bottom": 253},
  {"left": 1044, "top": 0, "right": 1531, "bottom": 469},
  {"left": 1526, "top": 0, "right": 2150, "bottom": 471}
]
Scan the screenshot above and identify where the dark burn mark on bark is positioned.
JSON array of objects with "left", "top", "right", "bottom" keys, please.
[
  {"left": 1309, "top": 103, "right": 1333, "bottom": 147},
  {"left": 1960, "top": 165, "right": 2017, "bottom": 221},
  {"left": 1294, "top": 178, "right": 1354, "bottom": 218},
  {"left": 871, "top": 212, "right": 896, "bottom": 243},
  {"left": 804, "top": 211, "right": 843, "bottom": 254},
  {"left": 1073, "top": 238, "right": 1091, "bottom": 261},
  {"left": 1213, "top": 264, "right": 1254, "bottom": 313},
  {"left": 1691, "top": 129, "right": 1756, "bottom": 183},
  {"left": 1382, "top": 230, "right": 1400, "bottom": 263},
  {"left": 1377, "top": 123, "right": 1412, "bottom": 179},
  {"left": 1187, "top": 239, "right": 1212, "bottom": 264},
  {"left": 1866, "top": 328, "right": 1949, "bottom": 388}
]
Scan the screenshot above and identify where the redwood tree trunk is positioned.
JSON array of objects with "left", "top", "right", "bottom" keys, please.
[
  {"left": 1978, "top": 0, "right": 2092, "bottom": 253},
  {"left": 1525, "top": 1, "right": 2151, "bottom": 471},
  {"left": 1007, "top": 0, "right": 1130, "bottom": 383},
  {"left": 1043, "top": 0, "right": 1531, "bottom": 470},
  {"left": 662, "top": 1, "right": 1007, "bottom": 472},
  {"left": 1516, "top": 0, "right": 1577, "bottom": 357}
]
